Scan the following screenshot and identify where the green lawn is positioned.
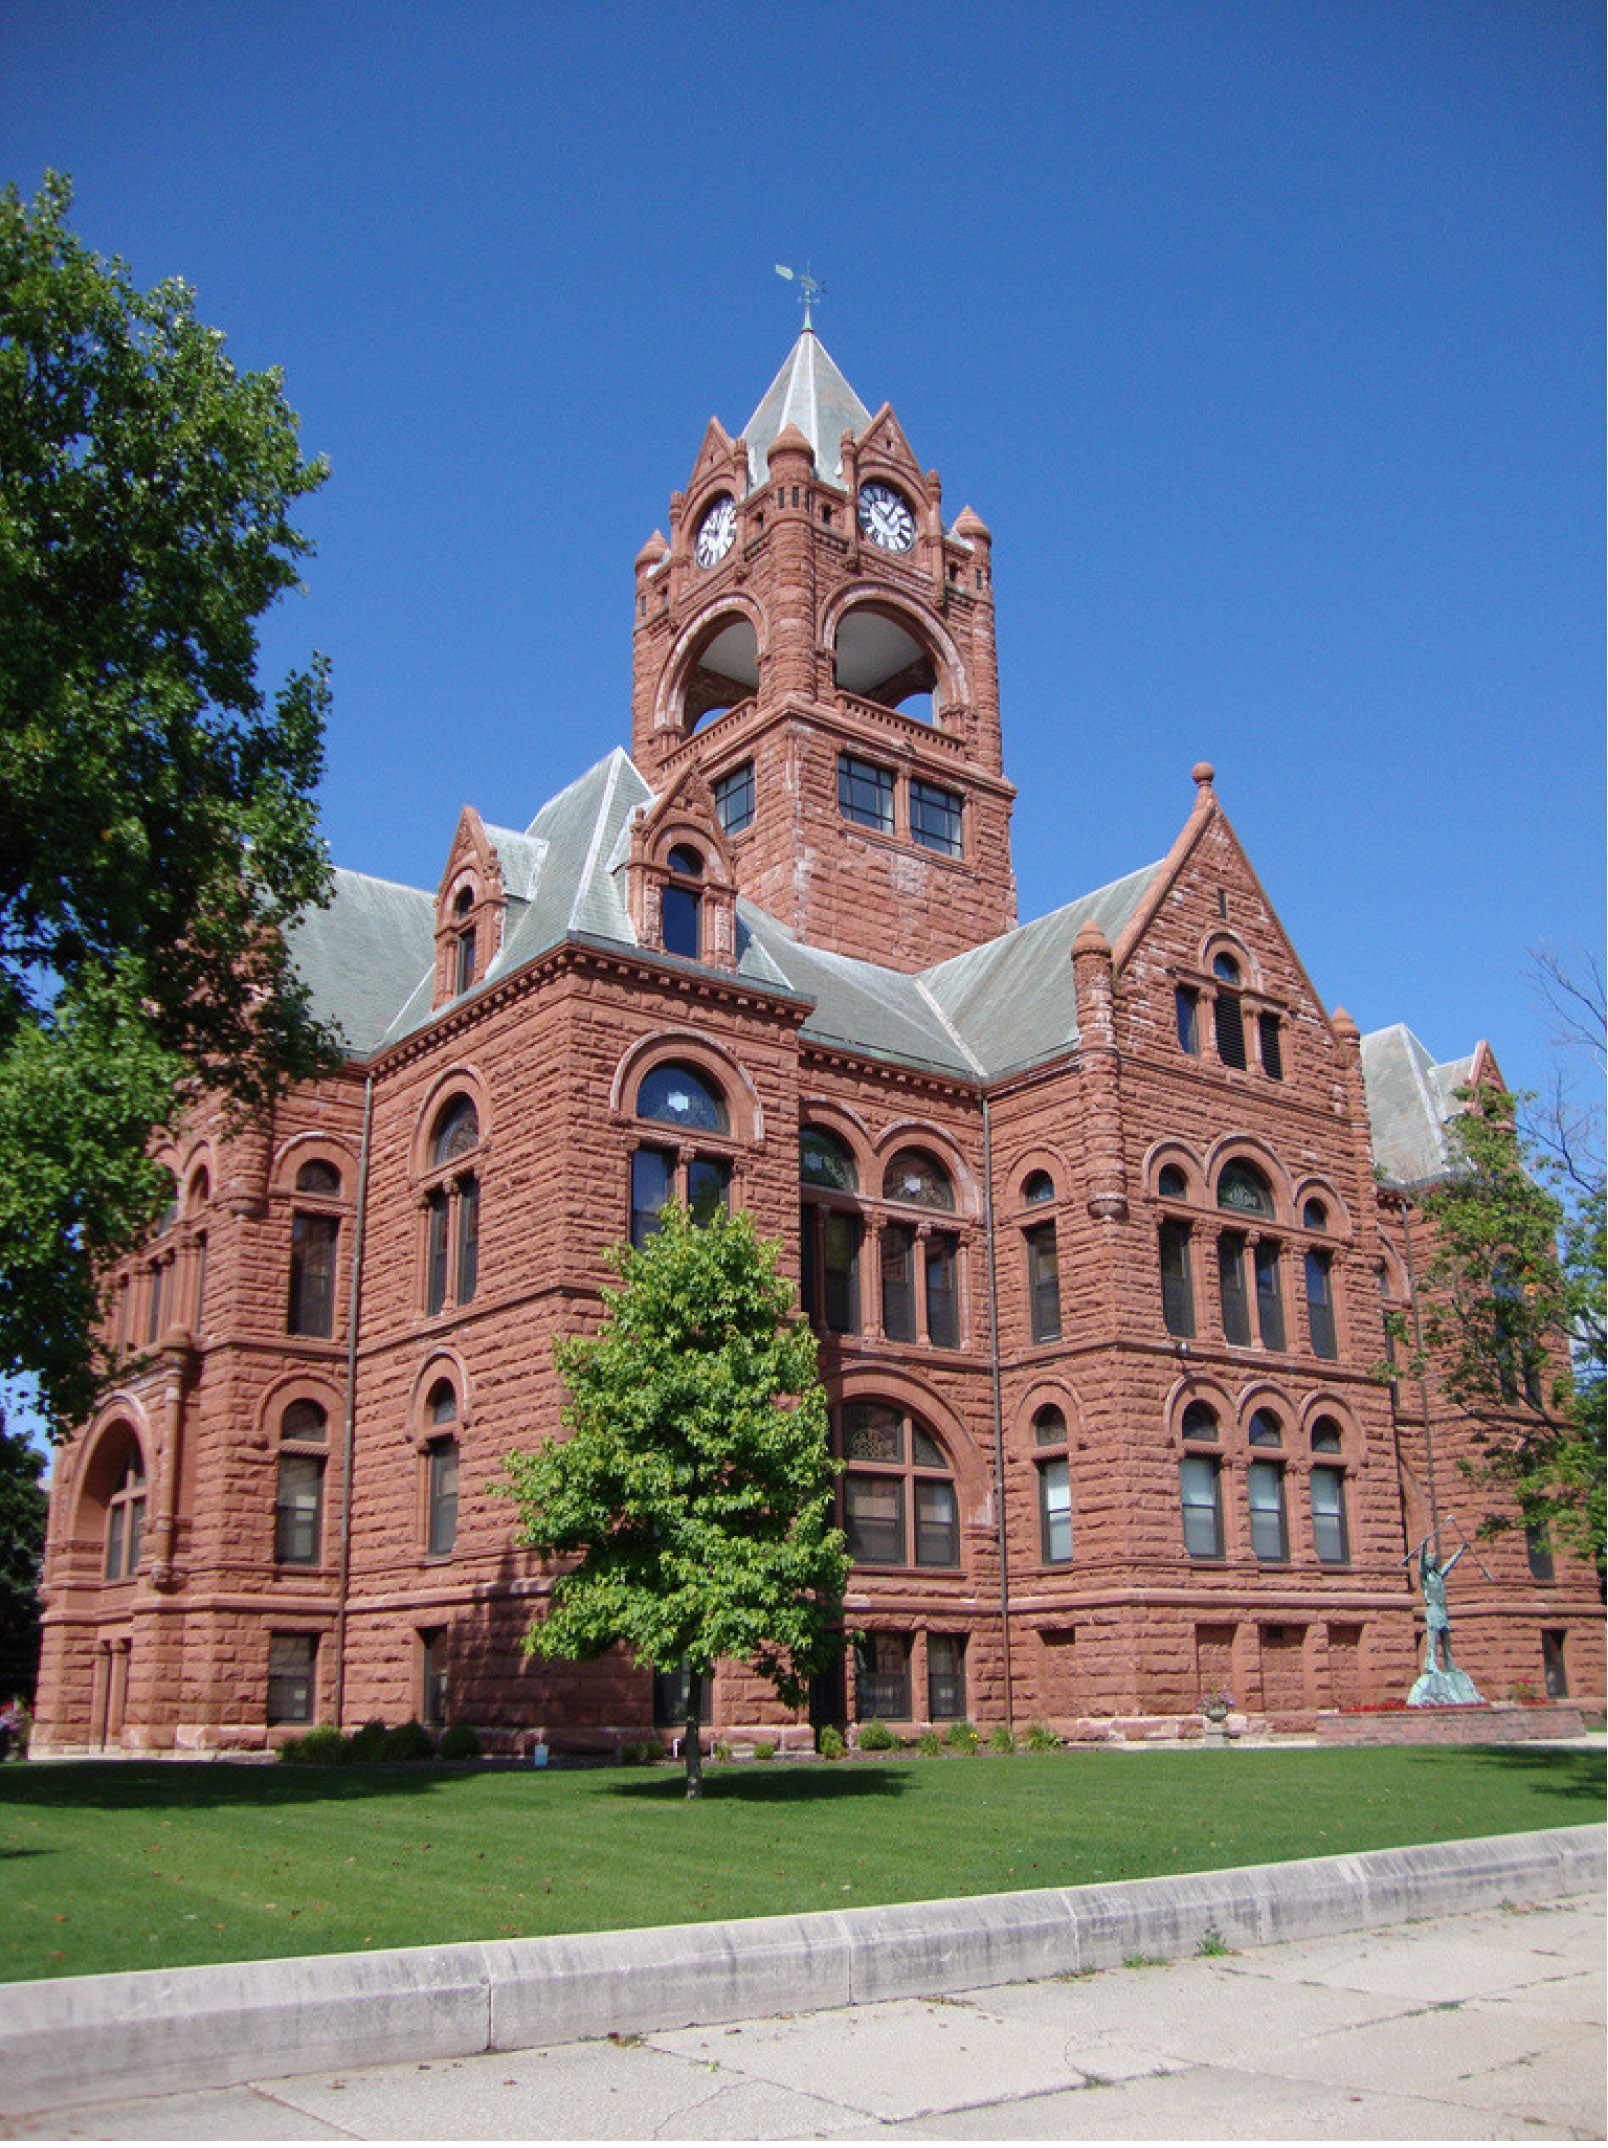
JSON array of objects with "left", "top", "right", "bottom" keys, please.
[{"left": 1, "top": 1744, "right": 1601, "bottom": 1984}]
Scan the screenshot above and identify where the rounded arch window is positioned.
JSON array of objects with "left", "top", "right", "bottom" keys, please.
[
  {"left": 430, "top": 1097, "right": 480, "bottom": 1166},
  {"left": 681, "top": 612, "right": 759, "bottom": 731},
  {"left": 1181, "top": 1400, "right": 1219, "bottom": 1443},
  {"left": 1302, "top": 1197, "right": 1329, "bottom": 1231},
  {"left": 1217, "top": 1160, "right": 1273, "bottom": 1216},
  {"left": 295, "top": 1158, "right": 342, "bottom": 1197},
  {"left": 453, "top": 885, "right": 474, "bottom": 917},
  {"left": 882, "top": 1148, "right": 955, "bottom": 1211},
  {"left": 636, "top": 1061, "right": 728, "bottom": 1135},
  {"left": 426, "top": 1379, "right": 458, "bottom": 1426},
  {"left": 1033, "top": 1405, "right": 1071, "bottom": 1564},
  {"left": 1021, "top": 1170, "right": 1055, "bottom": 1205},
  {"left": 1249, "top": 1407, "right": 1283, "bottom": 1447},
  {"left": 1158, "top": 1164, "right": 1189, "bottom": 1202},
  {"left": 99, "top": 1438, "right": 147, "bottom": 1581},
  {"left": 424, "top": 1380, "right": 459, "bottom": 1558},
  {"left": 801, "top": 1128, "right": 858, "bottom": 1192},
  {"left": 837, "top": 1401, "right": 959, "bottom": 1569},
  {"left": 281, "top": 1398, "right": 327, "bottom": 1443},
  {"left": 1310, "top": 1415, "right": 1343, "bottom": 1454},
  {"left": 186, "top": 1167, "right": 211, "bottom": 1211},
  {"left": 833, "top": 603, "right": 938, "bottom": 718},
  {"left": 1213, "top": 952, "right": 1241, "bottom": 984},
  {"left": 668, "top": 844, "right": 703, "bottom": 878}
]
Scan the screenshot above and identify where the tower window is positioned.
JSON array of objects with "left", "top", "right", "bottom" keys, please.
[
  {"left": 1258, "top": 1012, "right": 1284, "bottom": 1080},
  {"left": 274, "top": 1453, "right": 324, "bottom": 1565},
  {"left": 1176, "top": 987, "right": 1200, "bottom": 1055},
  {"left": 838, "top": 753, "right": 896, "bottom": 834},
  {"left": 1159, "top": 1219, "right": 1195, "bottom": 1337},
  {"left": 910, "top": 780, "right": 963, "bottom": 858},
  {"left": 104, "top": 1451, "right": 147, "bottom": 1580},
  {"left": 1218, "top": 1231, "right": 1252, "bottom": 1346},
  {"left": 1180, "top": 1454, "right": 1223, "bottom": 1559},
  {"left": 1035, "top": 1407, "right": 1072, "bottom": 1564},
  {"left": 1213, "top": 955, "right": 1246, "bottom": 1069},
  {"left": 1026, "top": 1221, "right": 1061, "bottom": 1343},
  {"left": 267, "top": 1634, "right": 316, "bottom": 1725},
  {"left": 1304, "top": 1248, "right": 1337, "bottom": 1358},
  {"left": 422, "top": 1098, "right": 481, "bottom": 1316},
  {"left": 713, "top": 761, "right": 755, "bottom": 835},
  {"left": 1311, "top": 1468, "right": 1350, "bottom": 1565},
  {"left": 288, "top": 1212, "right": 339, "bottom": 1337},
  {"left": 1247, "top": 1461, "right": 1288, "bottom": 1563}
]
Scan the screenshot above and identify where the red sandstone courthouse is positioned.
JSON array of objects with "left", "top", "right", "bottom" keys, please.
[{"left": 34, "top": 330, "right": 1604, "bottom": 1755}]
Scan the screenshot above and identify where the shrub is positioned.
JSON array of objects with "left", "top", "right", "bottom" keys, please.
[
  {"left": 752, "top": 1739, "right": 776, "bottom": 1762},
  {"left": 279, "top": 1722, "right": 345, "bottom": 1767},
  {"left": 619, "top": 1737, "right": 664, "bottom": 1766},
  {"left": 856, "top": 1718, "right": 896, "bottom": 1751},
  {"left": 945, "top": 1720, "right": 980, "bottom": 1754},
  {"left": 916, "top": 1729, "right": 942, "bottom": 1756},
  {"left": 437, "top": 1724, "right": 483, "bottom": 1762},
  {"left": 1022, "top": 1720, "right": 1060, "bottom": 1752},
  {"left": 344, "top": 1717, "right": 389, "bottom": 1763},
  {"left": 381, "top": 1718, "right": 436, "bottom": 1762},
  {"left": 816, "top": 1724, "right": 845, "bottom": 1760},
  {"left": 987, "top": 1723, "right": 1016, "bottom": 1754},
  {"left": 712, "top": 1737, "right": 733, "bottom": 1763}
]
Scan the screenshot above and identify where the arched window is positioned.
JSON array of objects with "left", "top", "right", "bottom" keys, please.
[
  {"left": 1178, "top": 1401, "right": 1222, "bottom": 1560},
  {"left": 881, "top": 1150, "right": 960, "bottom": 1349},
  {"left": 103, "top": 1449, "right": 146, "bottom": 1581},
  {"left": 838, "top": 1402, "right": 959, "bottom": 1569},
  {"left": 800, "top": 1129, "right": 861, "bottom": 1335},
  {"left": 425, "top": 1380, "right": 459, "bottom": 1558},
  {"left": 632, "top": 1062, "right": 732, "bottom": 1246},
  {"left": 424, "top": 1098, "right": 480, "bottom": 1315},
  {"left": 1033, "top": 1405, "right": 1071, "bottom": 1563},
  {"left": 281, "top": 1398, "right": 328, "bottom": 1442},
  {"left": 274, "top": 1401, "right": 324, "bottom": 1568},
  {"left": 1309, "top": 1417, "right": 1351, "bottom": 1567},
  {"left": 1246, "top": 1409, "right": 1287, "bottom": 1564},
  {"left": 1212, "top": 954, "right": 1246, "bottom": 1069},
  {"left": 1021, "top": 1169, "right": 1055, "bottom": 1205},
  {"left": 1302, "top": 1197, "right": 1329, "bottom": 1231},
  {"left": 662, "top": 845, "right": 704, "bottom": 961},
  {"left": 1181, "top": 1400, "right": 1219, "bottom": 1441},
  {"left": 296, "top": 1159, "right": 342, "bottom": 1196},
  {"left": 1158, "top": 1164, "right": 1189, "bottom": 1201},
  {"left": 453, "top": 885, "right": 476, "bottom": 996},
  {"left": 1217, "top": 1161, "right": 1273, "bottom": 1216}
]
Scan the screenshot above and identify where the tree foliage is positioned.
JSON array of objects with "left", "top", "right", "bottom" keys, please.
[
  {"left": 0, "top": 173, "right": 339, "bottom": 1432},
  {"left": 1415, "top": 1081, "right": 1605, "bottom": 1570},
  {"left": 504, "top": 1204, "right": 848, "bottom": 1796},
  {"left": 0, "top": 1414, "right": 49, "bottom": 1703}
]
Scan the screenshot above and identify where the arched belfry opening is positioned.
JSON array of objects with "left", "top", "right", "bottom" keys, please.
[
  {"left": 834, "top": 604, "right": 942, "bottom": 724},
  {"left": 679, "top": 613, "right": 760, "bottom": 732}
]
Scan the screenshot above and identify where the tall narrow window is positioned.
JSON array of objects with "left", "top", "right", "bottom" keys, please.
[
  {"left": 104, "top": 1451, "right": 146, "bottom": 1580},
  {"left": 1218, "top": 1232, "right": 1251, "bottom": 1345},
  {"left": 421, "top": 1630, "right": 449, "bottom": 1728},
  {"left": 1258, "top": 1011, "right": 1284, "bottom": 1080},
  {"left": 267, "top": 1634, "right": 316, "bottom": 1725},
  {"left": 1310, "top": 1468, "right": 1350, "bottom": 1565},
  {"left": 927, "top": 1635, "right": 967, "bottom": 1720},
  {"left": 1304, "top": 1248, "right": 1336, "bottom": 1357},
  {"left": 1247, "top": 1461, "right": 1288, "bottom": 1563},
  {"left": 1176, "top": 986, "right": 1200, "bottom": 1055},
  {"left": 631, "top": 1147, "right": 673, "bottom": 1249},
  {"left": 854, "top": 1633, "right": 910, "bottom": 1721},
  {"left": 1213, "top": 955, "right": 1246, "bottom": 1069},
  {"left": 881, "top": 1225, "right": 916, "bottom": 1340},
  {"left": 451, "top": 886, "right": 476, "bottom": 996},
  {"left": 1026, "top": 1222, "right": 1061, "bottom": 1343},
  {"left": 274, "top": 1454, "right": 324, "bottom": 1565},
  {"left": 427, "top": 1439, "right": 459, "bottom": 1558},
  {"left": 1542, "top": 1630, "right": 1568, "bottom": 1698},
  {"left": 1180, "top": 1454, "right": 1223, "bottom": 1559},
  {"left": 687, "top": 1155, "right": 730, "bottom": 1226},
  {"left": 1253, "top": 1241, "right": 1286, "bottom": 1350},
  {"left": 145, "top": 1260, "right": 167, "bottom": 1344},
  {"left": 661, "top": 845, "right": 703, "bottom": 960},
  {"left": 1035, "top": 1406, "right": 1073, "bottom": 1564},
  {"left": 422, "top": 1098, "right": 481, "bottom": 1315},
  {"left": 1524, "top": 1522, "right": 1554, "bottom": 1583},
  {"left": 288, "top": 1213, "right": 339, "bottom": 1336},
  {"left": 925, "top": 1233, "right": 960, "bottom": 1348},
  {"left": 1159, "top": 1220, "right": 1195, "bottom": 1338}
]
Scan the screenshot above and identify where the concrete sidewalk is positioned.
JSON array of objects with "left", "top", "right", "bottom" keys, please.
[{"left": 5, "top": 1893, "right": 1602, "bottom": 2140}]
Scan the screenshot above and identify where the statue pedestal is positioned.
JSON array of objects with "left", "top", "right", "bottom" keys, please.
[{"left": 1408, "top": 1668, "right": 1484, "bottom": 1707}]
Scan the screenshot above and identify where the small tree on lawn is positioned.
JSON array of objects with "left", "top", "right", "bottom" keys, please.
[{"left": 504, "top": 1202, "right": 848, "bottom": 1797}]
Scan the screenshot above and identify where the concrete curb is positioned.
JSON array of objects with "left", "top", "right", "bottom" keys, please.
[{"left": 2, "top": 1823, "right": 1601, "bottom": 2113}]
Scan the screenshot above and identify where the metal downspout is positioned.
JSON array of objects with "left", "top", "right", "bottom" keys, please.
[
  {"left": 334, "top": 1068, "right": 376, "bottom": 1727},
  {"left": 982, "top": 1093, "right": 1013, "bottom": 1730}
]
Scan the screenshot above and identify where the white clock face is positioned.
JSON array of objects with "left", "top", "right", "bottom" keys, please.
[
  {"left": 858, "top": 480, "right": 917, "bottom": 553},
  {"left": 694, "top": 494, "right": 737, "bottom": 568}
]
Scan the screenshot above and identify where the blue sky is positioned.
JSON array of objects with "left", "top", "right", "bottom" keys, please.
[{"left": 5, "top": 0, "right": 1602, "bottom": 1110}]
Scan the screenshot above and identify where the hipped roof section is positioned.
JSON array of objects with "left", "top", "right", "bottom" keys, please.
[{"left": 291, "top": 751, "right": 1484, "bottom": 1152}]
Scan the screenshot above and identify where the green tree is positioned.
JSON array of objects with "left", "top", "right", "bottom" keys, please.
[
  {"left": 0, "top": 1413, "right": 49, "bottom": 1705},
  {"left": 504, "top": 1204, "right": 848, "bottom": 1797},
  {"left": 1414, "top": 1081, "right": 1605, "bottom": 1572},
  {"left": 1, "top": 173, "right": 338, "bottom": 1433}
]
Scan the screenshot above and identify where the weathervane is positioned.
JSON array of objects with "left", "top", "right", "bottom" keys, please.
[{"left": 775, "top": 261, "right": 823, "bottom": 329}]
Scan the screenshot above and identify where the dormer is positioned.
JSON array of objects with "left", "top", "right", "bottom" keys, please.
[
  {"left": 623, "top": 767, "right": 739, "bottom": 973},
  {"left": 433, "top": 807, "right": 506, "bottom": 1008}
]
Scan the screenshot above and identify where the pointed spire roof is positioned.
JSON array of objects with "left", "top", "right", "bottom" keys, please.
[{"left": 741, "top": 328, "right": 872, "bottom": 491}]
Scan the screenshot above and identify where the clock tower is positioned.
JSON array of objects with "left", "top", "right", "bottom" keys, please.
[{"left": 630, "top": 328, "right": 1017, "bottom": 970}]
